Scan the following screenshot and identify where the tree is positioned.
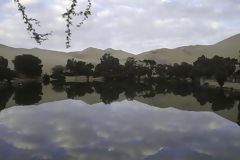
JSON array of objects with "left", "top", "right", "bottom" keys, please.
[
  {"left": 193, "top": 55, "right": 213, "bottom": 78},
  {"left": 51, "top": 65, "right": 65, "bottom": 81},
  {"left": 14, "top": 0, "right": 92, "bottom": 48},
  {"left": 85, "top": 63, "right": 94, "bottom": 81},
  {"left": 211, "top": 56, "right": 237, "bottom": 87},
  {"left": 14, "top": 82, "right": 43, "bottom": 105},
  {"left": 66, "top": 59, "right": 76, "bottom": 73},
  {"left": 0, "top": 56, "right": 8, "bottom": 68},
  {"left": 0, "top": 56, "right": 15, "bottom": 81},
  {"left": 124, "top": 57, "right": 137, "bottom": 81},
  {"left": 0, "top": 67, "right": 15, "bottom": 81},
  {"left": 94, "top": 54, "right": 124, "bottom": 80},
  {"left": 66, "top": 59, "right": 94, "bottom": 80},
  {"left": 142, "top": 60, "right": 156, "bottom": 79},
  {"left": 193, "top": 55, "right": 237, "bottom": 87},
  {"left": 0, "top": 88, "right": 14, "bottom": 111},
  {"left": 42, "top": 74, "right": 50, "bottom": 85},
  {"left": 13, "top": 54, "right": 42, "bottom": 77},
  {"left": 169, "top": 62, "right": 193, "bottom": 79},
  {"left": 135, "top": 64, "right": 148, "bottom": 82}
]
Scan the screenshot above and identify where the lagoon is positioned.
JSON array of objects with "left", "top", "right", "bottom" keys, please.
[{"left": 0, "top": 81, "right": 240, "bottom": 159}]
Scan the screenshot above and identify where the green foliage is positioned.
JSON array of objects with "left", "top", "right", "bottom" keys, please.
[
  {"left": 14, "top": 82, "right": 42, "bottom": 105},
  {"left": 193, "top": 55, "right": 213, "bottom": 78},
  {"left": 0, "top": 66, "right": 15, "bottom": 81},
  {"left": 42, "top": 74, "right": 51, "bottom": 85},
  {"left": 94, "top": 54, "right": 124, "bottom": 80},
  {"left": 170, "top": 62, "right": 193, "bottom": 78},
  {"left": 124, "top": 57, "right": 137, "bottom": 81},
  {"left": 13, "top": 54, "right": 42, "bottom": 77},
  {"left": 193, "top": 55, "right": 237, "bottom": 86},
  {"left": 14, "top": 0, "right": 92, "bottom": 48},
  {"left": 51, "top": 65, "right": 65, "bottom": 81},
  {"left": 14, "top": 0, "right": 51, "bottom": 44},
  {"left": 66, "top": 59, "right": 94, "bottom": 77},
  {"left": 0, "top": 56, "right": 15, "bottom": 81},
  {"left": 135, "top": 64, "right": 148, "bottom": 81},
  {"left": 0, "top": 56, "right": 8, "bottom": 68},
  {"left": 142, "top": 60, "right": 157, "bottom": 79}
]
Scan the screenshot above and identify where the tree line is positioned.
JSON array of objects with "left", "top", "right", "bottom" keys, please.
[
  {"left": 0, "top": 53, "right": 239, "bottom": 87},
  {"left": 50, "top": 53, "right": 238, "bottom": 87}
]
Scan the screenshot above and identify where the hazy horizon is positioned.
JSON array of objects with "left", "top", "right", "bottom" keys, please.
[{"left": 0, "top": 33, "right": 239, "bottom": 55}]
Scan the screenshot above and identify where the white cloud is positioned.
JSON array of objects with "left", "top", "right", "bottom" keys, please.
[{"left": 0, "top": 0, "right": 239, "bottom": 54}]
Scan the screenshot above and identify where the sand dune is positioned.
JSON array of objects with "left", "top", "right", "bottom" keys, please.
[
  {"left": 69, "top": 47, "right": 133, "bottom": 64},
  {"left": 0, "top": 46, "right": 132, "bottom": 74},
  {"left": 135, "top": 33, "right": 240, "bottom": 64},
  {"left": 0, "top": 45, "right": 80, "bottom": 74},
  {"left": 0, "top": 33, "right": 240, "bottom": 73}
]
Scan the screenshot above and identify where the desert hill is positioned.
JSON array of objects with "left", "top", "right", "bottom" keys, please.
[
  {"left": 0, "top": 33, "right": 240, "bottom": 73},
  {"left": 69, "top": 47, "right": 133, "bottom": 64},
  {"left": 0, "top": 45, "right": 132, "bottom": 73},
  {"left": 135, "top": 34, "right": 240, "bottom": 64}
]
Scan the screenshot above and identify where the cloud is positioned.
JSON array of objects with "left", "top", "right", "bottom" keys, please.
[
  {"left": 0, "top": 0, "right": 239, "bottom": 54},
  {"left": 0, "top": 100, "right": 239, "bottom": 159}
]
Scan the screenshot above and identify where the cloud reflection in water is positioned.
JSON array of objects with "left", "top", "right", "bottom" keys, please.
[{"left": 0, "top": 100, "right": 239, "bottom": 160}]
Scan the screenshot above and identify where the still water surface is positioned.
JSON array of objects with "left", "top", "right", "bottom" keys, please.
[{"left": 0, "top": 81, "right": 240, "bottom": 159}]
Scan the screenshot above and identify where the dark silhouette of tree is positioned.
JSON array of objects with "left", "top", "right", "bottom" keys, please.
[
  {"left": 94, "top": 54, "right": 124, "bottom": 80},
  {"left": 124, "top": 57, "right": 137, "bottom": 81},
  {"left": 51, "top": 65, "right": 65, "bottom": 81},
  {"left": 85, "top": 63, "right": 94, "bottom": 81},
  {"left": 65, "top": 82, "right": 94, "bottom": 99},
  {"left": 14, "top": 0, "right": 92, "bottom": 48},
  {"left": 238, "top": 102, "right": 240, "bottom": 126},
  {"left": 166, "top": 63, "right": 193, "bottom": 79},
  {"left": 0, "top": 56, "right": 15, "bottom": 81},
  {"left": 0, "top": 56, "right": 8, "bottom": 68},
  {"left": 66, "top": 59, "right": 94, "bottom": 81},
  {"left": 74, "top": 61, "right": 87, "bottom": 75},
  {"left": 156, "top": 80, "right": 193, "bottom": 97},
  {"left": 155, "top": 64, "right": 169, "bottom": 78},
  {"left": 192, "top": 55, "right": 213, "bottom": 78},
  {"left": 13, "top": 54, "right": 42, "bottom": 77},
  {"left": 135, "top": 64, "right": 148, "bottom": 82},
  {"left": 14, "top": 82, "right": 43, "bottom": 105},
  {"left": 142, "top": 60, "right": 156, "bottom": 79},
  {"left": 51, "top": 81, "right": 65, "bottom": 92},
  {"left": 211, "top": 56, "right": 237, "bottom": 87},
  {"left": 93, "top": 81, "right": 124, "bottom": 104},
  {"left": 42, "top": 74, "right": 50, "bottom": 85},
  {"left": 0, "top": 67, "right": 15, "bottom": 81},
  {"left": 0, "top": 88, "right": 13, "bottom": 110},
  {"left": 192, "top": 55, "right": 237, "bottom": 87},
  {"left": 193, "top": 87, "right": 235, "bottom": 111}
]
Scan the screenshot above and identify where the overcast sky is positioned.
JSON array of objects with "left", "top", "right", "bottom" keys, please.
[{"left": 0, "top": 0, "right": 240, "bottom": 54}]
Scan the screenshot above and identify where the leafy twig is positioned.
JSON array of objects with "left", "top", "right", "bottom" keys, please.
[
  {"left": 14, "top": 0, "right": 52, "bottom": 44},
  {"left": 62, "top": 0, "right": 92, "bottom": 48}
]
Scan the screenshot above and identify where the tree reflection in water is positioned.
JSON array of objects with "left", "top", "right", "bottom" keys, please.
[
  {"left": 14, "top": 82, "right": 43, "bottom": 105},
  {"left": 0, "top": 87, "right": 13, "bottom": 110},
  {"left": 1, "top": 80, "right": 240, "bottom": 125}
]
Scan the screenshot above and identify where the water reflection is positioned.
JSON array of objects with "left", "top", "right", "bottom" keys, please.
[
  {"left": 14, "top": 82, "right": 43, "bottom": 105},
  {"left": 0, "top": 100, "right": 239, "bottom": 160},
  {"left": 1, "top": 81, "right": 240, "bottom": 125},
  {"left": 0, "top": 87, "right": 13, "bottom": 110},
  {"left": 66, "top": 83, "right": 94, "bottom": 99}
]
